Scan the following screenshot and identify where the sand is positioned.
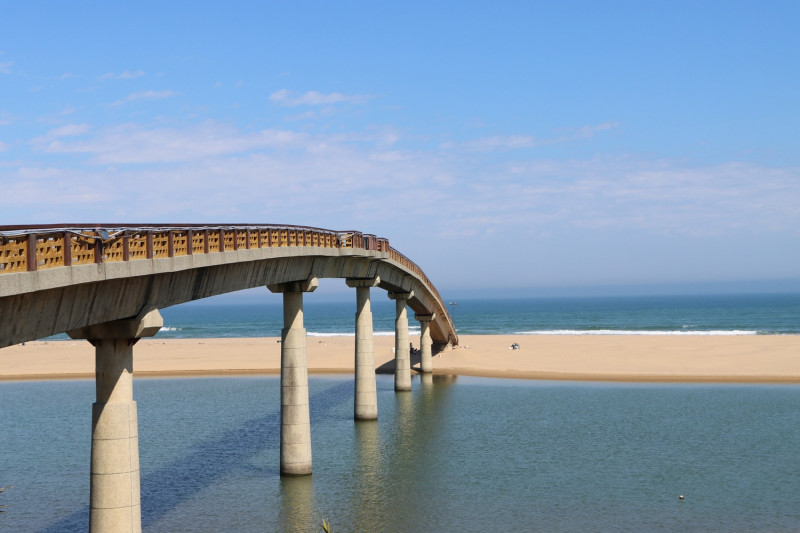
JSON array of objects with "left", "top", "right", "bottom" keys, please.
[{"left": 1, "top": 334, "right": 799, "bottom": 383}]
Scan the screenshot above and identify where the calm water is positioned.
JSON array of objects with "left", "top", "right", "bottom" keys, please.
[{"left": 2, "top": 376, "right": 800, "bottom": 531}]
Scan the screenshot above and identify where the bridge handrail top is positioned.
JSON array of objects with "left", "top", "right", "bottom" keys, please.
[{"left": 0, "top": 223, "right": 360, "bottom": 237}]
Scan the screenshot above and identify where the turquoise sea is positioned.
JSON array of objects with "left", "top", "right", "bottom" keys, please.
[
  {"left": 3, "top": 293, "right": 800, "bottom": 531},
  {"left": 153, "top": 292, "right": 800, "bottom": 338}
]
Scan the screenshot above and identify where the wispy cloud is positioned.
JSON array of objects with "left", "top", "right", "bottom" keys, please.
[
  {"left": 99, "top": 70, "right": 145, "bottom": 80},
  {"left": 35, "top": 122, "right": 308, "bottom": 163},
  {"left": 110, "top": 90, "right": 178, "bottom": 106},
  {"left": 0, "top": 61, "right": 12, "bottom": 74},
  {"left": 12, "top": 120, "right": 800, "bottom": 253},
  {"left": 269, "top": 89, "right": 372, "bottom": 107},
  {"left": 450, "top": 122, "right": 620, "bottom": 151}
]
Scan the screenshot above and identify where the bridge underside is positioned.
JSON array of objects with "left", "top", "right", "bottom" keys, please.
[{"left": 0, "top": 250, "right": 454, "bottom": 348}]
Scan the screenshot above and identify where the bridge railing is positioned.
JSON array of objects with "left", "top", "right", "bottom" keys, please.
[
  {"left": 0, "top": 223, "right": 455, "bottom": 342},
  {"left": 0, "top": 225, "right": 353, "bottom": 273},
  {"left": 0, "top": 225, "right": 432, "bottom": 297}
]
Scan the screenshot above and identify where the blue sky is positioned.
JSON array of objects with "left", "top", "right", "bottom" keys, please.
[{"left": 1, "top": 1, "right": 798, "bottom": 296}]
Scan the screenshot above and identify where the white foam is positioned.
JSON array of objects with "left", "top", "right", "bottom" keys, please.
[
  {"left": 306, "top": 330, "right": 401, "bottom": 337},
  {"left": 513, "top": 330, "right": 759, "bottom": 336}
]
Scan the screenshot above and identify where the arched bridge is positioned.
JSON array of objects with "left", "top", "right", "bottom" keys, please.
[
  {"left": 0, "top": 224, "right": 457, "bottom": 348},
  {"left": 0, "top": 223, "right": 457, "bottom": 532}
]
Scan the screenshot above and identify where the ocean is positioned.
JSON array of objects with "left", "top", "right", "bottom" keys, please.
[
  {"left": 152, "top": 292, "right": 800, "bottom": 338},
  {"left": 3, "top": 292, "right": 800, "bottom": 531}
]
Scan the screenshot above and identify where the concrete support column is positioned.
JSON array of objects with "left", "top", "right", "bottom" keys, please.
[
  {"left": 346, "top": 277, "right": 380, "bottom": 420},
  {"left": 415, "top": 313, "right": 435, "bottom": 373},
  {"left": 388, "top": 290, "right": 414, "bottom": 391},
  {"left": 268, "top": 277, "right": 318, "bottom": 476},
  {"left": 68, "top": 308, "right": 163, "bottom": 533}
]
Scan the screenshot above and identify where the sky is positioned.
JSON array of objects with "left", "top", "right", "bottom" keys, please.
[{"left": 1, "top": 1, "right": 798, "bottom": 297}]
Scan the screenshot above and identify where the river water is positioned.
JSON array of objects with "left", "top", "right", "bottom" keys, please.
[{"left": 2, "top": 375, "right": 800, "bottom": 531}]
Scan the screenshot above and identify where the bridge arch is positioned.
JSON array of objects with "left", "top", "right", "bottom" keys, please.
[{"left": 0, "top": 224, "right": 457, "bottom": 348}]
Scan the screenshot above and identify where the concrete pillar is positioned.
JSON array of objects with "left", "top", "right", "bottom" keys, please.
[
  {"left": 268, "top": 277, "right": 318, "bottom": 476},
  {"left": 415, "top": 313, "right": 435, "bottom": 373},
  {"left": 346, "top": 277, "right": 380, "bottom": 420},
  {"left": 388, "top": 291, "right": 414, "bottom": 391},
  {"left": 68, "top": 307, "right": 163, "bottom": 533}
]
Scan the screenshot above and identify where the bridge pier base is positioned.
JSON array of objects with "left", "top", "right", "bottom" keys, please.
[
  {"left": 346, "top": 277, "right": 380, "bottom": 420},
  {"left": 68, "top": 308, "right": 163, "bottom": 533},
  {"left": 388, "top": 291, "right": 413, "bottom": 391},
  {"left": 269, "top": 277, "right": 318, "bottom": 476},
  {"left": 416, "top": 313, "right": 435, "bottom": 373}
]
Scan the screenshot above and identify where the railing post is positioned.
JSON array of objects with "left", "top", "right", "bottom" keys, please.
[
  {"left": 63, "top": 232, "right": 72, "bottom": 267},
  {"left": 26, "top": 233, "right": 37, "bottom": 272},
  {"left": 167, "top": 231, "right": 174, "bottom": 257},
  {"left": 146, "top": 232, "right": 153, "bottom": 259},
  {"left": 203, "top": 230, "right": 210, "bottom": 254},
  {"left": 187, "top": 230, "right": 194, "bottom": 256},
  {"left": 122, "top": 235, "right": 130, "bottom": 262},
  {"left": 232, "top": 230, "right": 239, "bottom": 251},
  {"left": 94, "top": 236, "right": 104, "bottom": 265}
]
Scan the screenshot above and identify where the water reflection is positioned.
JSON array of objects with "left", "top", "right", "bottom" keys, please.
[
  {"left": 279, "top": 475, "right": 315, "bottom": 532},
  {"left": 353, "top": 420, "right": 382, "bottom": 529}
]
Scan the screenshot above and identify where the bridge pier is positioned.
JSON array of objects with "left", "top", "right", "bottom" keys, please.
[
  {"left": 416, "top": 313, "right": 435, "bottom": 373},
  {"left": 268, "top": 277, "right": 318, "bottom": 476},
  {"left": 346, "top": 277, "right": 380, "bottom": 420},
  {"left": 388, "top": 291, "right": 413, "bottom": 391},
  {"left": 68, "top": 308, "right": 163, "bottom": 533}
]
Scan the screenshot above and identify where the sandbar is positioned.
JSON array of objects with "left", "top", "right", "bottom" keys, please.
[{"left": 1, "top": 334, "right": 799, "bottom": 383}]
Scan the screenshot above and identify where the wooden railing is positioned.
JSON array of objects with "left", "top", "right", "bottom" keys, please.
[{"left": 0, "top": 225, "right": 434, "bottom": 299}]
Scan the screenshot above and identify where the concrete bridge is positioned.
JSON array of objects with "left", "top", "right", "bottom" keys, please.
[{"left": 0, "top": 224, "right": 457, "bottom": 532}]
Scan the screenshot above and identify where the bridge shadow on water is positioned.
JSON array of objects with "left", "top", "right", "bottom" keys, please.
[{"left": 40, "top": 380, "right": 353, "bottom": 533}]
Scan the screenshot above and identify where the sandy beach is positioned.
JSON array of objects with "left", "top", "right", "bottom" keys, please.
[{"left": 1, "top": 334, "right": 799, "bottom": 383}]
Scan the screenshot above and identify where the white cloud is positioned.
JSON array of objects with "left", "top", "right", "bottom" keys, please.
[
  {"left": 47, "top": 124, "right": 91, "bottom": 137},
  {"left": 29, "top": 124, "right": 91, "bottom": 149},
  {"left": 12, "top": 120, "right": 800, "bottom": 255},
  {"left": 36, "top": 122, "right": 308, "bottom": 163},
  {"left": 110, "top": 90, "right": 178, "bottom": 106},
  {"left": 0, "top": 61, "right": 12, "bottom": 74},
  {"left": 270, "top": 89, "right": 372, "bottom": 106},
  {"left": 452, "top": 122, "right": 620, "bottom": 151},
  {"left": 99, "top": 70, "right": 145, "bottom": 80},
  {"left": 0, "top": 141, "right": 8, "bottom": 152}
]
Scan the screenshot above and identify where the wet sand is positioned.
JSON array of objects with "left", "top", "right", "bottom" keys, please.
[{"left": 2, "top": 335, "right": 799, "bottom": 383}]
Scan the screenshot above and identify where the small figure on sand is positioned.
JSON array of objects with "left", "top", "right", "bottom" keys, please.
[{"left": 510, "top": 342, "right": 520, "bottom": 350}]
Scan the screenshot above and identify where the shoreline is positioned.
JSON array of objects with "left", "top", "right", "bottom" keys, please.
[{"left": 2, "top": 334, "right": 800, "bottom": 384}]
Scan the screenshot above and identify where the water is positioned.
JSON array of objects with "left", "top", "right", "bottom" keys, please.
[
  {"left": 5, "top": 292, "right": 800, "bottom": 530},
  {"left": 2, "top": 376, "right": 800, "bottom": 531},
  {"left": 147, "top": 293, "right": 800, "bottom": 339},
  {"left": 37, "top": 293, "right": 800, "bottom": 341}
]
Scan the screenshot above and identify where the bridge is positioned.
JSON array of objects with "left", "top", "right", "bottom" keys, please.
[{"left": 0, "top": 224, "right": 457, "bottom": 532}]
